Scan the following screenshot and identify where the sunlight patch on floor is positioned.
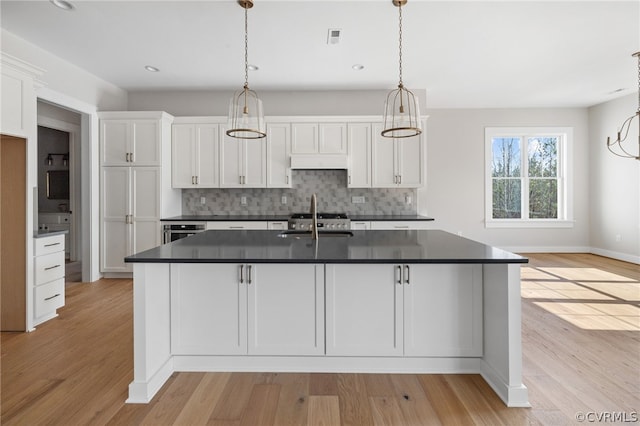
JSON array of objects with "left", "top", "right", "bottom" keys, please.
[{"left": 521, "top": 266, "right": 640, "bottom": 331}]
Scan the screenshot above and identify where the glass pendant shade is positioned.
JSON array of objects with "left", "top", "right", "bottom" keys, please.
[
  {"left": 382, "top": 85, "right": 422, "bottom": 138},
  {"left": 227, "top": 85, "right": 266, "bottom": 139}
]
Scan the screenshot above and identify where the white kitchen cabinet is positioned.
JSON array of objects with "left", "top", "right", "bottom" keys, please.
[
  {"left": 171, "top": 264, "right": 247, "bottom": 355},
  {"left": 266, "top": 123, "right": 292, "bottom": 188},
  {"left": 220, "top": 125, "right": 266, "bottom": 188},
  {"left": 206, "top": 221, "right": 269, "bottom": 230},
  {"left": 347, "top": 123, "right": 372, "bottom": 188},
  {"left": 350, "top": 221, "right": 371, "bottom": 230},
  {"left": 1, "top": 54, "right": 42, "bottom": 138},
  {"left": 100, "top": 118, "right": 162, "bottom": 166},
  {"left": 248, "top": 264, "right": 324, "bottom": 355},
  {"left": 100, "top": 167, "right": 161, "bottom": 272},
  {"left": 326, "top": 263, "right": 482, "bottom": 357},
  {"left": 172, "top": 123, "right": 219, "bottom": 188},
  {"left": 267, "top": 221, "right": 288, "bottom": 230},
  {"left": 99, "top": 112, "right": 180, "bottom": 275},
  {"left": 33, "top": 234, "right": 65, "bottom": 326},
  {"left": 372, "top": 122, "right": 424, "bottom": 188},
  {"left": 325, "top": 264, "right": 403, "bottom": 356},
  {"left": 291, "top": 122, "right": 347, "bottom": 154},
  {"left": 404, "top": 264, "right": 483, "bottom": 356},
  {"left": 171, "top": 263, "right": 323, "bottom": 356},
  {"left": 369, "top": 221, "right": 434, "bottom": 230}
]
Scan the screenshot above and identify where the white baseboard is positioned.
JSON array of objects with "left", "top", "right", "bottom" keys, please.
[
  {"left": 499, "top": 246, "right": 591, "bottom": 254},
  {"left": 589, "top": 247, "right": 640, "bottom": 265}
]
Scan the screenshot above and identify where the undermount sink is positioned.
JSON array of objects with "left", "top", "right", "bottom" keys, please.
[{"left": 277, "top": 230, "right": 354, "bottom": 239}]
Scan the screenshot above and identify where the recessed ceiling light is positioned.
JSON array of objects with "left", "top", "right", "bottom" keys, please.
[
  {"left": 144, "top": 65, "right": 160, "bottom": 72},
  {"left": 50, "top": 0, "right": 74, "bottom": 11},
  {"left": 352, "top": 64, "right": 365, "bottom": 71},
  {"left": 248, "top": 64, "right": 259, "bottom": 71}
]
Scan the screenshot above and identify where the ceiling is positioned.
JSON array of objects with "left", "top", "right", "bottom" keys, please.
[{"left": 1, "top": 0, "right": 639, "bottom": 108}]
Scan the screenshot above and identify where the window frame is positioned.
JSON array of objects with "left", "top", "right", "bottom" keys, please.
[{"left": 485, "top": 127, "right": 574, "bottom": 228}]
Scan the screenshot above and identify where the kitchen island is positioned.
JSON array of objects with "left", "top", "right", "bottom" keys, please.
[{"left": 125, "top": 229, "right": 529, "bottom": 407}]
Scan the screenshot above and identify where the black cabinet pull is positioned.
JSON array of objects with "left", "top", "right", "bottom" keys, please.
[{"left": 44, "top": 293, "right": 60, "bottom": 301}]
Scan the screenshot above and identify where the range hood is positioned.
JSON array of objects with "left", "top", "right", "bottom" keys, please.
[{"left": 290, "top": 154, "right": 348, "bottom": 169}]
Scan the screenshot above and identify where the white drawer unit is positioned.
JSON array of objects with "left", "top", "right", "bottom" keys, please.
[
  {"left": 34, "top": 234, "right": 65, "bottom": 256},
  {"left": 33, "top": 234, "right": 66, "bottom": 326},
  {"left": 34, "top": 279, "right": 65, "bottom": 319},
  {"left": 206, "top": 221, "right": 269, "bottom": 230},
  {"left": 35, "top": 251, "right": 65, "bottom": 285},
  {"left": 369, "top": 221, "right": 434, "bottom": 230}
]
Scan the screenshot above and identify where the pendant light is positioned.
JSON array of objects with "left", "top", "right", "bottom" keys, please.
[
  {"left": 381, "top": 0, "right": 422, "bottom": 138},
  {"left": 606, "top": 51, "right": 640, "bottom": 160},
  {"left": 227, "top": 0, "right": 266, "bottom": 139}
]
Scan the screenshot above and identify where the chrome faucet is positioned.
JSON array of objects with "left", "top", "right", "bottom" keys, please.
[{"left": 310, "top": 193, "right": 318, "bottom": 239}]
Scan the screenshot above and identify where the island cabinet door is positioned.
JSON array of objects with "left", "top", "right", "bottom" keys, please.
[
  {"left": 170, "top": 264, "right": 247, "bottom": 355},
  {"left": 247, "top": 264, "right": 324, "bottom": 355},
  {"left": 325, "top": 264, "right": 403, "bottom": 356},
  {"left": 403, "top": 264, "right": 483, "bottom": 357}
]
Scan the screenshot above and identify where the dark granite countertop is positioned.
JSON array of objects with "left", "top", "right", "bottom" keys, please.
[
  {"left": 33, "top": 230, "right": 69, "bottom": 239},
  {"left": 161, "top": 214, "right": 435, "bottom": 222},
  {"left": 125, "top": 229, "right": 526, "bottom": 264}
]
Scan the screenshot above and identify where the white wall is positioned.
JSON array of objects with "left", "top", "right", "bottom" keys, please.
[
  {"left": 128, "top": 89, "right": 427, "bottom": 116},
  {"left": 588, "top": 94, "right": 640, "bottom": 263},
  {"left": 422, "top": 108, "right": 590, "bottom": 252},
  {"left": 1, "top": 30, "right": 127, "bottom": 110}
]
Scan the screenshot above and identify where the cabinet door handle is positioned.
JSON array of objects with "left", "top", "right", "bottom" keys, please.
[
  {"left": 399, "top": 175, "right": 402, "bottom": 184},
  {"left": 130, "top": 152, "right": 134, "bottom": 162},
  {"left": 239, "top": 264, "right": 244, "bottom": 284},
  {"left": 44, "top": 242, "right": 61, "bottom": 247},
  {"left": 195, "top": 176, "right": 199, "bottom": 185},
  {"left": 396, "top": 265, "right": 402, "bottom": 285},
  {"left": 405, "top": 265, "right": 410, "bottom": 284},
  {"left": 286, "top": 175, "right": 289, "bottom": 184},
  {"left": 247, "top": 265, "right": 252, "bottom": 284},
  {"left": 229, "top": 226, "right": 244, "bottom": 229},
  {"left": 126, "top": 152, "right": 130, "bottom": 162},
  {"left": 394, "top": 225, "right": 409, "bottom": 229},
  {"left": 44, "top": 264, "right": 61, "bottom": 271},
  {"left": 348, "top": 175, "right": 351, "bottom": 184},
  {"left": 191, "top": 176, "right": 195, "bottom": 185},
  {"left": 44, "top": 293, "right": 61, "bottom": 301}
]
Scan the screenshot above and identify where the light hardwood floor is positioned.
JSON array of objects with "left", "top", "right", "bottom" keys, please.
[{"left": 1, "top": 254, "right": 638, "bottom": 425}]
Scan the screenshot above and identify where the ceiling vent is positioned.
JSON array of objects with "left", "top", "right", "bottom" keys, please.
[{"left": 327, "top": 29, "right": 341, "bottom": 45}]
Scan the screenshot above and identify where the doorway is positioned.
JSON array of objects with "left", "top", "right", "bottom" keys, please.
[{"left": 37, "top": 102, "right": 82, "bottom": 282}]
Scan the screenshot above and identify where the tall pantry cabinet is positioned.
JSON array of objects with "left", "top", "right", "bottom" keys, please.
[{"left": 99, "top": 112, "right": 180, "bottom": 274}]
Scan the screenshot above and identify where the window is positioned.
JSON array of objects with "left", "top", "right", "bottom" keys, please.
[{"left": 485, "top": 127, "right": 573, "bottom": 228}]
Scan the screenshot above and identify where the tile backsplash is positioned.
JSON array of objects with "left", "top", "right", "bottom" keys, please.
[{"left": 183, "top": 170, "right": 417, "bottom": 216}]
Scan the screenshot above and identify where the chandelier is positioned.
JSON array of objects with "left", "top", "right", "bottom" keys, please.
[
  {"left": 227, "top": 0, "right": 266, "bottom": 139},
  {"left": 381, "top": 0, "right": 422, "bottom": 138},
  {"left": 606, "top": 51, "right": 640, "bottom": 160}
]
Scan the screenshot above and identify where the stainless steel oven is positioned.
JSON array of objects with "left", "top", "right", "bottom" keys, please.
[{"left": 162, "top": 222, "right": 206, "bottom": 244}]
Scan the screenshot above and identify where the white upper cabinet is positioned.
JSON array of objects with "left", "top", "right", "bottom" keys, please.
[
  {"left": 266, "top": 123, "right": 292, "bottom": 188},
  {"left": 101, "top": 119, "right": 161, "bottom": 166},
  {"left": 219, "top": 125, "right": 267, "bottom": 188},
  {"left": 347, "top": 123, "right": 372, "bottom": 188},
  {"left": 372, "top": 122, "right": 424, "bottom": 188},
  {"left": 291, "top": 122, "right": 347, "bottom": 155},
  {"left": 172, "top": 123, "right": 219, "bottom": 188},
  {"left": 1, "top": 54, "right": 42, "bottom": 138}
]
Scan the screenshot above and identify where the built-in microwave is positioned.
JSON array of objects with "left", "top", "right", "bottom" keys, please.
[{"left": 162, "top": 222, "right": 206, "bottom": 244}]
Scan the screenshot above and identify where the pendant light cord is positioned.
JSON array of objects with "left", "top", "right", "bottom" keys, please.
[
  {"left": 244, "top": 6, "right": 249, "bottom": 89},
  {"left": 398, "top": 2, "right": 403, "bottom": 88}
]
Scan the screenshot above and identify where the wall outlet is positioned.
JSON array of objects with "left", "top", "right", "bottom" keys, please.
[
  {"left": 351, "top": 196, "right": 365, "bottom": 204},
  {"left": 405, "top": 195, "right": 412, "bottom": 205},
  {"left": 200, "top": 196, "right": 206, "bottom": 205},
  {"left": 240, "top": 196, "right": 247, "bottom": 206},
  {"left": 281, "top": 195, "right": 287, "bottom": 205}
]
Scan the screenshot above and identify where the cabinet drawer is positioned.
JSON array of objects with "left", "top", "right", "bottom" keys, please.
[
  {"left": 35, "top": 251, "right": 65, "bottom": 285},
  {"left": 206, "top": 221, "right": 269, "bottom": 230},
  {"left": 35, "top": 278, "right": 65, "bottom": 318},
  {"left": 369, "top": 221, "right": 433, "bottom": 230},
  {"left": 34, "top": 234, "right": 65, "bottom": 256}
]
